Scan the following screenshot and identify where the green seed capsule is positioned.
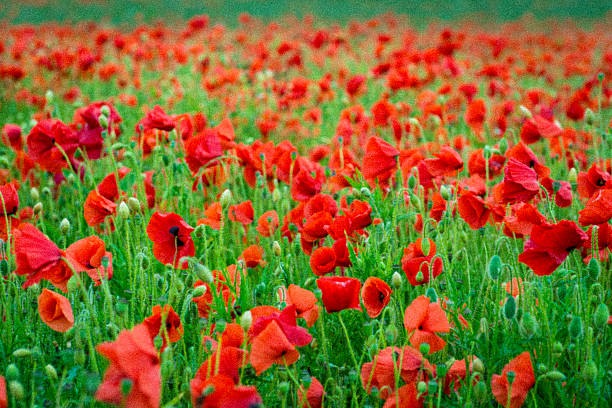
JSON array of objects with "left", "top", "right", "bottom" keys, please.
[
  {"left": 519, "top": 312, "right": 537, "bottom": 338},
  {"left": 594, "top": 303, "right": 609, "bottom": 330},
  {"left": 568, "top": 315, "right": 584, "bottom": 339},
  {"left": 503, "top": 296, "right": 516, "bottom": 320},
  {"left": 582, "top": 360, "right": 598, "bottom": 382},
  {"left": 487, "top": 255, "right": 502, "bottom": 280}
]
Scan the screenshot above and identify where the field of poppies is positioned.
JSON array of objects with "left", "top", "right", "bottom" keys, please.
[{"left": 0, "top": 6, "right": 611, "bottom": 408}]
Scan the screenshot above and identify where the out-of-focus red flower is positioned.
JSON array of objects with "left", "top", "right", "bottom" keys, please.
[
  {"left": 38, "top": 288, "right": 74, "bottom": 332},
  {"left": 491, "top": 352, "right": 535, "bottom": 408}
]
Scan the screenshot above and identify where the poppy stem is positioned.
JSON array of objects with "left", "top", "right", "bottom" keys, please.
[
  {"left": 317, "top": 312, "right": 332, "bottom": 378},
  {"left": 337, "top": 312, "right": 359, "bottom": 372}
]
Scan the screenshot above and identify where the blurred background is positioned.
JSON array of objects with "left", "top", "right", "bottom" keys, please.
[{"left": 2, "top": 0, "right": 612, "bottom": 25}]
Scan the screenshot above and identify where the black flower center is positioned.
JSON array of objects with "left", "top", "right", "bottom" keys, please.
[{"left": 169, "top": 226, "right": 184, "bottom": 247}]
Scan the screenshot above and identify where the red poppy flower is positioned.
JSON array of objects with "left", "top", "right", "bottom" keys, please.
[
  {"left": 424, "top": 146, "right": 464, "bottom": 177},
  {"left": 2, "top": 123, "right": 23, "bottom": 151},
  {"left": 316, "top": 276, "right": 362, "bottom": 313},
  {"left": 142, "top": 304, "right": 183, "bottom": 350},
  {"left": 383, "top": 383, "right": 423, "bottom": 408},
  {"left": 190, "top": 374, "right": 261, "bottom": 408},
  {"left": 505, "top": 141, "right": 550, "bottom": 178},
  {"left": 464, "top": 98, "right": 486, "bottom": 134},
  {"left": 298, "top": 377, "right": 325, "bottom": 408},
  {"left": 27, "top": 119, "right": 79, "bottom": 173},
  {"left": 38, "top": 288, "right": 74, "bottom": 332},
  {"left": 249, "top": 320, "right": 300, "bottom": 375},
  {"left": 146, "top": 211, "right": 195, "bottom": 269},
  {"left": 95, "top": 324, "right": 160, "bottom": 408},
  {"left": 279, "top": 284, "right": 320, "bottom": 327},
  {"left": 343, "top": 199, "right": 373, "bottom": 230},
  {"left": 457, "top": 192, "right": 491, "bottom": 229},
  {"left": 362, "top": 136, "right": 399, "bottom": 186},
  {"left": 0, "top": 376, "right": 6, "bottom": 408},
  {"left": 84, "top": 190, "right": 117, "bottom": 227},
  {"left": 66, "top": 236, "right": 112, "bottom": 285},
  {"left": 403, "top": 295, "right": 450, "bottom": 353},
  {"left": 239, "top": 245, "right": 266, "bottom": 268},
  {"left": 255, "top": 210, "right": 279, "bottom": 237},
  {"left": 228, "top": 200, "right": 254, "bottom": 225},
  {"left": 361, "top": 345, "right": 432, "bottom": 400},
  {"left": 518, "top": 220, "right": 588, "bottom": 275},
  {"left": 361, "top": 276, "right": 392, "bottom": 318},
  {"left": 192, "top": 264, "right": 242, "bottom": 318},
  {"left": 13, "top": 223, "right": 72, "bottom": 291},
  {"left": 503, "top": 203, "right": 547, "bottom": 238},
  {"left": 581, "top": 223, "right": 612, "bottom": 263},
  {"left": 401, "top": 238, "right": 443, "bottom": 286},
  {"left": 291, "top": 166, "right": 325, "bottom": 202},
  {"left": 185, "top": 130, "right": 223, "bottom": 173},
  {"left": 539, "top": 177, "right": 572, "bottom": 208},
  {"left": 309, "top": 246, "right": 336, "bottom": 276},
  {"left": 578, "top": 188, "right": 612, "bottom": 226},
  {"left": 429, "top": 192, "right": 447, "bottom": 222},
  {"left": 444, "top": 357, "right": 479, "bottom": 395},
  {"left": 468, "top": 148, "right": 506, "bottom": 178},
  {"left": 198, "top": 202, "right": 222, "bottom": 230},
  {"left": 577, "top": 164, "right": 611, "bottom": 199},
  {"left": 97, "top": 167, "right": 131, "bottom": 202},
  {"left": 304, "top": 194, "right": 338, "bottom": 218},
  {"left": 0, "top": 181, "right": 19, "bottom": 218},
  {"left": 491, "top": 352, "right": 535, "bottom": 408},
  {"left": 501, "top": 158, "right": 540, "bottom": 203},
  {"left": 135, "top": 105, "right": 175, "bottom": 135},
  {"left": 302, "top": 211, "right": 333, "bottom": 243}
]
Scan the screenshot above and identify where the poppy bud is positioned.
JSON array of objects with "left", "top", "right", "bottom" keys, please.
[
  {"left": 587, "top": 258, "right": 600, "bottom": 281},
  {"left": 473, "top": 380, "right": 487, "bottom": 402},
  {"left": 483, "top": 146, "right": 492, "bottom": 160},
  {"left": 33, "top": 202, "right": 43, "bottom": 215},
  {"left": 419, "top": 342, "right": 430, "bottom": 355},
  {"left": 240, "top": 310, "right": 253, "bottom": 331},
  {"left": 67, "top": 275, "right": 79, "bottom": 292},
  {"left": 279, "top": 381, "right": 290, "bottom": 395},
  {"left": 487, "top": 255, "right": 502, "bottom": 280},
  {"left": 100, "top": 104, "right": 111, "bottom": 117},
  {"left": 12, "top": 348, "right": 32, "bottom": 358},
  {"left": 45, "top": 89, "right": 54, "bottom": 103},
  {"left": 220, "top": 189, "right": 232, "bottom": 207},
  {"left": 519, "top": 312, "right": 537, "bottom": 338},
  {"left": 544, "top": 370, "right": 566, "bottom": 382},
  {"left": 568, "top": 167, "right": 577, "bottom": 183},
  {"left": 384, "top": 325, "right": 398, "bottom": 343},
  {"left": 9, "top": 380, "right": 25, "bottom": 400},
  {"left": 503, "top": 296, "right": 516, "bottom": 320},
  {"left": 506, "top": 370, "right": 516, "bottom": 385},
  {"left": 59, "top": 218, "right": 71, "bottom": 234},
  {"left": 598, "top": 72, "right": 605, "bottom": 81},
  {"left": 408, "top": 175, "right": 417, "bottom": 189},
  {"left": 415, "top": 270, "right": 424, "bottom": 282},
  {"left": 472, "top": 357, "right": 485, "bottom": 374},
  {"left": 417, "top": 381, "right": 427, "bottom": 394},
  {"left": 45, "top": 364, "right": 58, "bottom": 381},
  {"left": 582, "top": 360, "right": 598, "bottom": 382},
  {"left": 425, "top": 287, "right": 437, "bottom": 303},
  {"left": 360, "top": 187, "right": 371, "bottom": 197},
  {"left": 440, "top": 185, "right": 451, "bottom": 200},
  {"left": 136, "top": 252, "right": 150, "bottom": 270},
  {"left": 519, "top": 105, "right": 532, "bottom": 118},
  {"left": 127, "top": 197, "right": 141, "bottom": 213},
  {"left": 584, "top": 108, "right": 596, "bottom": 126},
  {"left": 594, "top": 303, "right": 609, "bottom": 330},
  {"left": 392, "top": 272, "right": 402, "bottom": 289},
  {"left": 30, "top": 187, "right": 40, "bottom": 201},
  {"left": 272, "top": 187, "right": 281, "bottom": 202},
  {"left": 409, "top": 193, "right": 420, "bottom": 210},
  {"left": 479, "top": 317, "right": 489, "bottom": 336},
  {"left": 118, "top": 201, "right": 130, "bottom": 220},
  {"left": 120, "top": 378, "right": 133, "bottom": 396},
  {"left": 498, "top": 138, "right": 508, "bottom": 155},
  {"left": 552, "top": 341, "right": 563, "bottom": 358},
  {"left": 98, "top": 114, "right": 109, "bottom": 129},
  {"left": 568, "top": 315, "right": 584, "bottom": 339},
  {"left": 6, "top": 364, "right": 19, "bottom": 381}
]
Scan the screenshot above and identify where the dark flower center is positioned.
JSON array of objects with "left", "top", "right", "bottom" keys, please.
[
  {"left": 528, "top": 160, "right": 535, "bottom": 167},
  {"left": 6, "top": 206, "right": 18, "bottom": 216},
  {"left": 169, "top": 226, "right": 184, "bottom": 247},
  {"left": 595, "top": 178, "right": 605, "bottom": 187},
  {"left": 379, "top": 292, "right": 386, "bottom": 304}
]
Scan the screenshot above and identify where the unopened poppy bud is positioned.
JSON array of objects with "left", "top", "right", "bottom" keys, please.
[
  {"left": 415, "top": 270, "right": 424, "bottom": 282},
  {"left": 12, "top": 348, "right": 32, "bottom": 358},
  {"left": 440, "top": 185, "right": 451, "bottom": 200},
  {"left": 67, "top": 275, "right": 79, "bottom": 292},
  {"left": 59, "top": 218, "right": 71, "bottom": 234},
  {"left": 392, "top": 272, "right": 402, "bottom": 289},
  {"left": 272, "top": 187, "right": 281, "bottom": 202},
  {"left": 420, "top": 238, "right": 431, "bottom": 257},
  {"left": 193, "top": 263, "right": 213, "bottom": 283},
  {"left": 545, "top": 370, "right": 566, "bottom": 382},
  {"left": 6, "top": 364, "right": 19, "bottom": 380},
  {"left": 568, "top": 315, "right": 584, "bottom": 339},
  {"left": 33, "top": 202, "right": 43, "bottom": 215},
  {"left": 568, "top": 167, "right": 577, "bottom": 183},
  {"left": 479, "top": 317, "right": 489, "bottom": 336},
  {"left": 503, "top": 296, "right": 516, "bottom": 320},
  {"left": 584, "top": 108, "right": 596, "bottom": 126},
  {"left": 45, "top": 364, "right": 58, "bottom": 381},
  {"left": 136, "top": 252, "right": 150, "bottom": 270},
  {"left": 472, "top": 357, "right": 485, "bottom": 374},
  {"left": 9, "top": 380, "right": 25, "bottom": 400},
  {"left": 409, "top": 193, "right": 420, "bottom": 209},
  {"left": 407, "top": 175, "right": 417, "bottom": 189},
  {"left": 520, "top": 312, "right": 537, "bottom": 338},
  {"left": 598, "top": 72, "right": 605, "bottom": 81},
  {"left": 506, "top": 370, "right": 516, "bottom": 385},
  {"left": 594, "top": 303, "right": 609, "bottom": 329},
  {"left": 220, "top": 189, "right": 232, "bottom": 207},
  {"left": 240, "top": 310, "right": 253, "bottom": 331},
  {"left": 360, "top": 187, "right": 371, "bottom": 197},
  {"left": 120, "top": 378, "right": 133, "bottom": 396},
  {"left": 279, "top": 381, "right": 290, "bottom": 395},
  {"left": 66, "top": 173, "right": 75, "bottom": 184},
  {"left": 385, "top": 325, "right": 398, "bottom": 343},
  {"left": 273, "top": 241, "right": 281, "bottom": 257},
  {"left": 193, "top": 285, "right": 207, "bottom": 298},
  {"left": 417, "top": 381, "right": 427, "bottom": 394},
  {"left": 473, "top": 380, "right": 487, "bottom": 402},
  {"left": 98, "top": 114, "right": 109, "bottom": 129},
  {"left": 419, "top": 342, "right": 430, "bottom": 355},
  {"left": 498, "top": 138, "right": 508, "bottom": 155},
  {"left": 428, "top": 115, "right": 441, "bottom": 127},
  {"left": 487, "top": 255, "right": 502, "bottom": 280},
  {"left": 552, "top": 342, "right": 563, "bottom": 358},
  {"left": 126, "top": 197, "right": 140, "bottom": 213},
  {"left": 118, "top": 201, "right": 130, "bottom": 220},
  {"left": 552, "top": 180, "right": 562, "bottom": 192},
  {"left": 483, "top": 145, "right": 492, "bottom": 159},
  {"left": 30, "top": 187, "right": 40, "bottom": 201},
  {"left": 587, "top": 258, "right": 600, "bottom": 281},
  {"left": 519, "top": 105, "right": 532, "bottom": 118},
  {"left": 425, "top": 287, "right": 437, "bottom": 303},
  {"left": 582, "top": 360, "right": 598, "bottom": 382},
  {"left": 100, "top": 104, "right": 110, "bottom": 117}
]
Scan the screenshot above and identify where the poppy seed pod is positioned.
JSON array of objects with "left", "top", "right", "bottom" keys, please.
[
  {"left": 273, "top": 241, "right": 281, "bottom": 257},
  {"left": 568, "top": 167, "right": 577, "bottom": 183},
  {"left": 472, "top": 357, "right": 485, "bottom": 374},
  {"left": 30, "top": 187, "right": 40, "bottom": 201},
  {"left": 487, "top": 255, "right": 502, "bottom": 280},
  {"left": 417, "top": 381, "right": 427, "bottom": 394},
  {"left": 407, "top": 175, "right": 417, "bottom": 189},
  {"left": 12, "top": 348, "right": 32, "bottom": 358},
  {"left": 519, "top": 105, "right": 532, "bottom": 118},
  {"left": 587, "top": 258, "right": 600, "bottom": 281},
  {"left": 545, "top": 370, "right": 566, "bottom": 382},
  {"left": 9, "top": 381, "right": 24, "bottom": 400},
  {"left": 98, "top": 114, "right": 109, "bottom": 129},
  {"left": 127, "top": 197, "right": 141, "bottom": 213},
  {"left": 192, "top": 285, "right": 207, "bottom": 298},
  {"left": 568, "top": 315, "right": 584, "bottom": 339},
  {"left": 391, "top": 272, "right": 402, "bottom": 289},
  {"left": 118, "top": 202, "right": 130, "bottom": 220},
  {"left": 193, "top": 263, "right": 213, "bottom": 284},
  {"left": 473, "top": 380, "right": 487, "bottom": 402},
  {"left": 100, "top": 104, "right": 110, "bottom": 117},
  {"left": 59, "top": 218, "right": 71, "bottom": 234},
  {"left": 440, "top": 185, "right": 451, "bottom": 200},
  {"left": 582, "top": 360, "right": 598, "bottom": 382},
  {"left": 519, "top": 312, "right": 537, "bottom": 338},
  {"left": 498, "top": 138, "right": 508, "bottom": 155}
]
